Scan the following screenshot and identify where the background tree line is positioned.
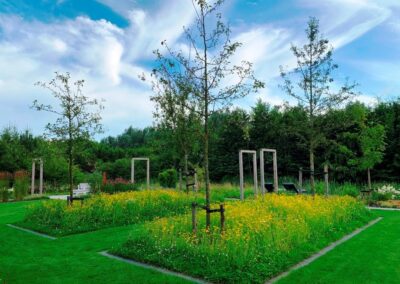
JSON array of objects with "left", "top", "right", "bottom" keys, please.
[{"left": 0, "top": 99, "right": 397, "bottom": 186}]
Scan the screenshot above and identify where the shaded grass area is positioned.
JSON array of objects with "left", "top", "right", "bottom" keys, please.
[
  {"left": 0, "top": 201, "right": 189, "bottom": 284},
  {"left": 277, "top": 209, "right": 400, "bottom": 284}
]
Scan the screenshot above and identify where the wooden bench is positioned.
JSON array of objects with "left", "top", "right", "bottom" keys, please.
[
  {"left": 360, "top": 189, "right": 373, "bottom": 198},
  {"left": 67, "top": 196, "right": 85, "bottom": 206},
  {"left": 283, "top": 183, "right": 306, "bottom": 194},
  {"left": 264, "top": 183, "right": 275, "bottom": 193}
]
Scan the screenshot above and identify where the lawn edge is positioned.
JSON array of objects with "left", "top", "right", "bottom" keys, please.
[
  {"left": 99, "top": 251, "right": 211, "bottom": 284},
  {"left": 6, "top": 224, "right": 57, "bottom": 240},
  {"left": 265, "top": 217, "right": 383, "bottom": 284},
  {"left": 367, "top": 206, "right": 400, "bottom": 211}
]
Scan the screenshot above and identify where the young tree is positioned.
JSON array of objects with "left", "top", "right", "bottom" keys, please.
[
  {"left": 359, "top": 125, "right": 386, "bottom": 189},
  {"left": 151, "top": 0, "right": 263, "bottom": 228},
  {"left": 280, "top": 17, "right": 357, "bottom": 194},
  {"left": 151, "top": 77, "right": 202, "bottom": 180},
  {"left": 33, "top": 72, "right": 104, "bottom": 201}
]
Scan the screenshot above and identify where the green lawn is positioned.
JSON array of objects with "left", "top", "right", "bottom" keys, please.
[
  {"left": 0, "top": 201, "right": 189, "bottom": 284},
  {"left": 1, "top": 201, "right": 399, "bottom": 283},
  {"left": 277, "top": 209, "right": 400, "bottom": 284}
]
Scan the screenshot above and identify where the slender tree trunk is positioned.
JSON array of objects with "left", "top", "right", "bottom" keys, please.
[
  {"left": 308, "top": 43, "right": 315, "bottom": 196},
  {"left": 204, "top": 112, "right": 210, "bottom": 228},
  {"left": 201, "top": 4, "right": 211, "bottom": 229},
  {"left": 309, "top": 147, "right": 315, "bottom": 196},
  {"left": 68, "top": 115, "right": 73, "bottom": 204},
  {"left": 68, "top": 141, "right": 73, "bottom": 202},
  {"left": 367, "top": 168, "right": 372, "bottom": 190}
]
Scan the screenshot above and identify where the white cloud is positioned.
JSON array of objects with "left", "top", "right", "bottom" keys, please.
[{"left": 0, "top": 1, "right": 196, "bottom": 136}]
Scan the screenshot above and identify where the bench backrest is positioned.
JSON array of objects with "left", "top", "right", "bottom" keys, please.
[
  {"left": 282, "top": 183, "right": 299, "bottom": 194},
  {"left": 78, "top": 183, "right": 91, "bottom": 190},
  {"left": 264, "top": 183, "right": 274, "bottom": 193}
]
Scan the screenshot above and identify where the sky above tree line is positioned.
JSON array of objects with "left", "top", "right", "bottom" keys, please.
[{"left": 0, "top": 0, "right": 399, "bottom": 137}]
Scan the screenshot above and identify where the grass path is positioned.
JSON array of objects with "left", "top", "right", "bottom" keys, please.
[
  {"left": 0, "top": 201, "right": 189, "bottom": 284},
  {"left": 277, "top": 209, "right": 400, "bottom": 284}
]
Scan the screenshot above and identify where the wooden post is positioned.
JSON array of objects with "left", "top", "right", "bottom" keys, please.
[
  {"left": 179, "top": 169, "right": 182, "bottom": 191},
  {"left": 146, "top": 159, "right": 150, "bottom": 190},
  {"left": 31, "top": 160, "right": 35, "bottom": 195},
  {"left": 131, "top": 159, "right": 135, "bottom": 183},
  {"left": 253, "top": 153, "right": 258, "bottom": 196},
  {"left": 272, "top": 151, "right": 278, "bottom": 192},
  {"left": 194, "top": 172, "right": 198, "bottom": 192},
  {"left": 220, "top": 204, "right": 225, "bottom": 233},
  {"left": 239, "top": 151, "right": 244, "bottom": 200},
  {"left": 192, "top": 202, "right": 197, "bottom": 234},
  {"left": 239, "top": 150, "right": 257, "bottom": 200},
  {"left": 367, "top": 168, "right": 372, "bottom": 190},
  {"left": 39, "top": 159, "right": 43, "bottom": 195},
  {"left": 324, "top": 164, "right": 329, "bottom": 196},
  {"left": 260, "top": 150, "right": 265, "bottom": 195},
  {"left": 298, "top": 167, "right": 303, "bottom": 189}
]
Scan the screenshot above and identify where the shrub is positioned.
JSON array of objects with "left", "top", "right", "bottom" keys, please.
[
  {"left": 114, "top": 195, "right": 371, "bottom": 283},
  {"left": 19, "top": 190, "right": 195, "bottom": 236},
  {"left": 0, "top": 179, "right": 10, "bottom": 202},
  {"left": 371, "top": 191, "right": 391, "bottom": 201},
  {"left": 158, "top": 169, "right": 177, "bottom": 188},
  {"left": 14, "top": 170, "right": 29, "bottom": 201},
  {"left": 102, "top": 178, "right": 138, "bottom": 194},
  {"left": 0, "top": 188, "right": 9, "bottom": 202}
]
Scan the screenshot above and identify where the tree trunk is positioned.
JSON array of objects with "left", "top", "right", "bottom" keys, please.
[
  {"left": 309, "top": 148, "right": 315, "bottom": 195},
  {"left": 204, "top": 105, "right": 211, "bottom": 229},
  {"left": 200, "top": 4, "right": 211, "bottom": 229},
  {"left": 68, "top": 142, "right": 73, "bottom": 203},
  {"left": 367, "top": 168, "right": 372, "bottom": 190}
]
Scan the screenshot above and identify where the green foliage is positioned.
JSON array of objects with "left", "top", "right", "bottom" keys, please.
[
  {"left": 359, "top": 124, "right": 386, "bottom": 170},
  {"left": 0, "top": 188, "right": 9, "bottom": 202},
  {"left": 0, "top": 179, "right": 10, "bottom": 202},
  {"left": 14, "top": 177, "right": 29, "bottom": 201},
  {"left": 33, "top": 72, "right": 104, "bottom": 196},
  {"left": 371, "top": 191, "right": 392, "bottom": 201},
  {"left": 2, "top": 99, "right": 400, "bottom": 189},
  {"left": 158, "top": 169, "right": 177, "bottom": 188}
]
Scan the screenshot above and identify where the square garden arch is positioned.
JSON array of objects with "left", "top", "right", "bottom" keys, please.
[
  {"left": 260, "top": 149, "right": 278, "bottom": 193},
  {"left": 131, "top": 158, "right": 150, "bottom": 190},
  {"left": 239, "top": 150, "right": 258, "bottom": 200}
]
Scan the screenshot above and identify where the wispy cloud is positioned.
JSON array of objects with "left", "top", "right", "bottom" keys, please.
[{"left": 0, "top": 0, "right": 196, "bottom": 136}]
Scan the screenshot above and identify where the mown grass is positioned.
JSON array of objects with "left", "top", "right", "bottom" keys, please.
[
  {"left": 113, "top": 194, "right": 372, "bottom": 283},
  {"left": 277, "top": 209, "right": 400, "bottom": 284},
  {"left": 0, "top": 201, "right": 189, "bottom": 284}
]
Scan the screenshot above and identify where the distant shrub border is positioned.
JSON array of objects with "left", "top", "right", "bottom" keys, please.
[
  {"left": 18, "top": 190, "right": 195, "bottom": 236},
  {"left": 101, "top": 177, "right": 138, "bottom": 194}
]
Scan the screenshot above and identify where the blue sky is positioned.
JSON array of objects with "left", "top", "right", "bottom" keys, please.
[{"left": 0, "top": 0, "right": 399, "bottom": 138}]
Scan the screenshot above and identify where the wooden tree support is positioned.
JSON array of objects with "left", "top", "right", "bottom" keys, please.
[
  {"left": 191, "top": 202, "right": 225, "bottom": 234},
  {"left": 185, "top": 169, "right": 197, "bottom": 193}
]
